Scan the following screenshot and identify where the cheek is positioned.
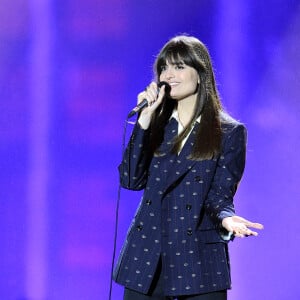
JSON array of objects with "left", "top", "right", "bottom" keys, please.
[
  {"left": 190, "top": 75, "right": 199, "bottom": 90},
  {"left": 187, "top": 77, "right": 198, "bottom": 91}
]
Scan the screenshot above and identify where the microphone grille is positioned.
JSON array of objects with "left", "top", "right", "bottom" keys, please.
[{"left": 158, "top": 81, "right": 171, "bottom": 95}]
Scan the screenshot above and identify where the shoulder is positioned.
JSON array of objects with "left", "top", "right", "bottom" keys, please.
[
  {"left": 220, "top": 111, "right": 246, "bottom": 134},
  {"left": 219, "top": 111, "right": 247, "bottom": 148}
]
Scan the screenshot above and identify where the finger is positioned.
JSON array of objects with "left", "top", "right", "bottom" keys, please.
[
  {"left": 143, "top": 84, "right": 158, "bottom": 106},
  {"left": 147, "top": 82, "right": 158, "bottom": 97},
  {"left": 148, "top": 88, "right": 158, "bottom": 102},
  {"left": 137, "top": 91, "right": 148, "bottom": 105},
  {"left": 156, "top": 85, "right": 166, "bottom": 102},
  {"left": 233, "top": 217, "right": 264, "bottom": 230},
  {"left": 235, "top": 228, "right": 259, "bottom": 238},
  {"left": 233, "top": 224, "right": 250, "bottom": 235},
  {"left": 245, "top": 228, "right": 259, "bottom": 236},
  {"left": 245, "top": 222, "right": 264, "bottom": 230},
  {"left": 233, "top": 231, "right": 245, "bottom": 238},
  {"left": 149, "top": 85, "right": 166, "bottom": 108}
]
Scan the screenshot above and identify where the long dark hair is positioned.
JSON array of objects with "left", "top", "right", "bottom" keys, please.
[{"left": 150, "top": 35, "right": 223, "bottom": 160}]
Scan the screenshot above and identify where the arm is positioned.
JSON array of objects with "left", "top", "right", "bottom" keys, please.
[
  {"left": 205, "top": 123, "right": 263, "bottom": 238},
  {"left": 119, "top": 82, "right": 167, "bottom": 190},
  {"left": 118, "top": 123, "right": 152, "bottom": 190},
  {"left": 205, "top": 124, "right": 247, "bottom": 222}
]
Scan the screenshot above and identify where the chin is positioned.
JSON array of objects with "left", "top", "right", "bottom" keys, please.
[{"left": 170, "top": 92, "right": 178, "bottom": 100}]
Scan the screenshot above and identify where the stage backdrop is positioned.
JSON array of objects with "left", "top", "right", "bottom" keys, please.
[{"left": 1, "top": 0, "right": 300, "bottom": 299}]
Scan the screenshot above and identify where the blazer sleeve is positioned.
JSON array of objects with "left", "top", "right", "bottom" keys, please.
[
  {"left": 118, "top": 122, "right": 152, "bottom": 191},
  {"left": 204, "top": 123, "right": 247, "bottom": 225}
]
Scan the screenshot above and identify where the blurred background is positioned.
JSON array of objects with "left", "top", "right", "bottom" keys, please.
[{"left": 1, "top": 0, "right": 300, "bottom": 299}]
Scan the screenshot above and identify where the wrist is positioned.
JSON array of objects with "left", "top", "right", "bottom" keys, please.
[{"left": 138, "top": 114, "right": 152, "bottom": 129}]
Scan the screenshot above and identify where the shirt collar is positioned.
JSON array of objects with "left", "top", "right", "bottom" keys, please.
[{"left": 171, "top": 110, "right": 201, "bottom": 124}]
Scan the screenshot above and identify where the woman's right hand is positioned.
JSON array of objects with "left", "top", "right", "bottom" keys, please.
[{"left": 137, "top": 82, "right": 166, "bottom": 129}]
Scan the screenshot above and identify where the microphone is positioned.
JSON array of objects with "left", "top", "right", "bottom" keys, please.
[{"left": 127, "top": 81, "right": 171, "bottom": 118}]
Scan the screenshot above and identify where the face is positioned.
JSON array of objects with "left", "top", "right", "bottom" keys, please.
[{"left": 159, "top": 60, "right": 199, "bottom": 102}]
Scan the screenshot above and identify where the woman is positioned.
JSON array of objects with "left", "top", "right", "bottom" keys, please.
[{"left": 113, "top": 35, "right": 263, "bottom": 300}]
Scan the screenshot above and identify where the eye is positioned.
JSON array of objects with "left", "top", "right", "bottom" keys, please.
[
  {"left": 160, "top": 65, "right": 167, "bottom": 72},
  {"left": 175, "top": 63, "right": 185, "bottom": 70}
]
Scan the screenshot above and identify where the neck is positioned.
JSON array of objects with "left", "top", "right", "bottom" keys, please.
[{"left": 176, "top": 96, "right": 196, "bottom": 128}]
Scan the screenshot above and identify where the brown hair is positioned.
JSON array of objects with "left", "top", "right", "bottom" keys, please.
[{"left": 150, "top": 35, "right": 223, "bottom": 160}]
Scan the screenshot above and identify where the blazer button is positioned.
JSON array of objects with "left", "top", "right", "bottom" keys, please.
[
  {"left": 136, "top": 225, "right": 143, "bottom": 231},
  {"left": 146, "top": 199, "right": 152, "bottom": 205},
  {"left": 187, "top": 229, "right": 193, "bottom": 236},
  {"left": 194, "top": 176, "right": 202, "bottom": 182},
  {"left": 186, "top": 204, "right": 192, "bottom": 210}
]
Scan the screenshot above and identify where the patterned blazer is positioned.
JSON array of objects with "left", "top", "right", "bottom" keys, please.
[{"left": 113, "top": 115, "right": 247, "bottom": 296}]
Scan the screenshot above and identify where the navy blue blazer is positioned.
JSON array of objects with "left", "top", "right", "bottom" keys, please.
[{"left": 113, "top": 114, "right": 247, "bottom": 296}]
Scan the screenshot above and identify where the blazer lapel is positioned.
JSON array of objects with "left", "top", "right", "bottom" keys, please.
[{"left": 162, "top": 122, "right": 200, "bottom": 195}]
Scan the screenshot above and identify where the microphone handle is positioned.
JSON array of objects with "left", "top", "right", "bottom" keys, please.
[{"left": 127, "top": 99, "right": 148, "bottom": 118}]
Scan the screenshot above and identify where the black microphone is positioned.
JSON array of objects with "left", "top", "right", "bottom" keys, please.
[{"left": 127, "top": 81, "right": 171, "bottom": 118}]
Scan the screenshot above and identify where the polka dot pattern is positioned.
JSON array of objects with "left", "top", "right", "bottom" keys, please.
[{"left": 114, "top": 118, "right": 246, "bottom": 296}]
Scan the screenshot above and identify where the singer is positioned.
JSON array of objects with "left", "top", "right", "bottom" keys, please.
[{"left": 113, "top": 35, "right": 263, "bottom": 300}]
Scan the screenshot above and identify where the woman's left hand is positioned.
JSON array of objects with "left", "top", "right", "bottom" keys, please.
[{"left": 222, "top": 216, "right": 264, "bottom": 238}]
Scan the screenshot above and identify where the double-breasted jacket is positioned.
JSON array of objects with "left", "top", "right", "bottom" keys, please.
[{"left": 113, "top": 114, "right": 247, "bottom": 296}]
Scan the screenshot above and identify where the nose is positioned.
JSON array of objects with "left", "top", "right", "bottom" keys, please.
[
  {"left": 162, "top": 68, "right": 174, "bottom": 81},
  {"left": 165, "top": 69, "right": 174, "bottom": 79}
]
